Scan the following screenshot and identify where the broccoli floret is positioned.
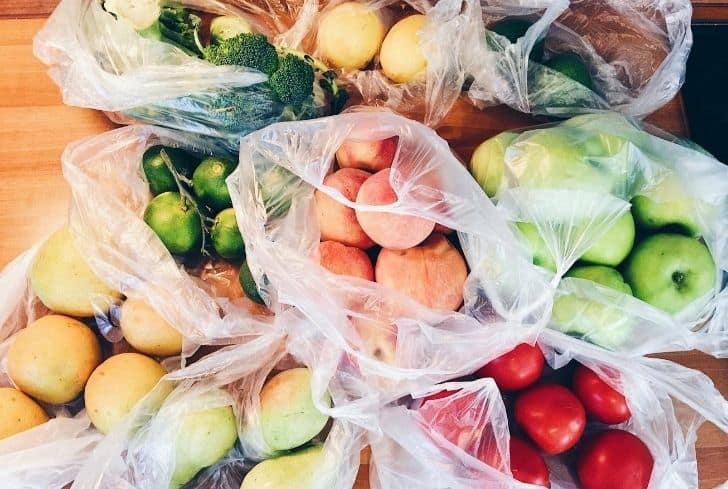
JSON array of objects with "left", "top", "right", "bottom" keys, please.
[
  {"left": 268, "top": 54, "right": 315, "bottom": 106},
  {"left": 202, "top": 33, "right": 279, "bottom": 75}
]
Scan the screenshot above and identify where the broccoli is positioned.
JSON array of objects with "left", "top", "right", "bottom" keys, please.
[
  {"left": 268, "top": 54, "right": 315, "bottom": 105},
  {"left": 201, "top": 33, "right": 279, "bottom": 75}
]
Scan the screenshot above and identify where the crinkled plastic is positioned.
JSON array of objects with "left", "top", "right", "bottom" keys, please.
[
  {"left": 34, "top": 0, "right": 336, "bottom": 151},
  {"left": 61, "top": 125, "right": 272, "bottom": 355},
  {"left": 369, "top": 328, "right": 728, "bottom": 489},
  {"left": 465, "top": 0, "right": 692, "bottom": 118},
  {"left": 465, "top": 112, "right": 728, "bottom": 356},
  {"left": 71, "top": 325, "right": 365, "bottom": 489},
  {"left": 0, "top": 246, "right": 105, "bottom": 489},
  {"left": 228, "top": 109, "right": 553, "bottom": 402}
]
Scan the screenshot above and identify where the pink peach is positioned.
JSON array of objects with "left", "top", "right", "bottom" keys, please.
[
  {"left": 355, "top": 169, "right": 435, "bottom": 250},
  {"left": 351, "top": 317, "right": 397, "bottom": 364},
  {"left": 319, "top": 241, "right": 375, "bottom": 281},
  {"left": 336, "top": 136, "right": 399, "bottom": 172},
  {"left": 375, "top": 233, "right": 467, "bottom": 311},
  {"left": 316, "top": 168, "right": 375, "bottom": 248}
]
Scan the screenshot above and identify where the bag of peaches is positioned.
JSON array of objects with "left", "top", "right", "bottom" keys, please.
[
  {"left": 368, "top": 328, "right": 728, "bottom": 489},
  {"left": 229, "top": 108, "right": 554, "bottom": 402}
]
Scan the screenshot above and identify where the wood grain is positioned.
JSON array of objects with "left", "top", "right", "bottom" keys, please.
[{"left": 0, "top": 15, "right": 726, "bottom": 489}]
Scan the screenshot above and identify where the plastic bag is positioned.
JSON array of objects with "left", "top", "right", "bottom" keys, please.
[
  {"left": 0, "top": 246, "right": 106, "bottom": 488},
  {"left": 228, "top": 108, "right": 553, "bottom": 402},
  {"left": 465, "top": 0, "right": 692, "bottom": 118},
  {"left": 299, "top": 0, "right": 480, "bottom": 125},
  {"left": 61, "top": 124, "right": 271, "bottom": 355},
  {"left": 466, "top": 112, "right": 728, "bottom": 356},
  {"left": 71, "top": 325, "right": 365, "bottom": 489},
  {"left": 369, "top": 328, "right": 728, "bottom": 489},
  {"left": 34, "top": 0, "right": 341, "bottom": 151}
]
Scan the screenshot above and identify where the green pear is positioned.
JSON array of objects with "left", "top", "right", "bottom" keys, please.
[
  {"left": 172, "top": 404, "right": 238, "bottom": 488},
  {"left": 623, "top": 234, "right": 715, "bottom": 315},
  {"left": 240, "top": 445, "right": 323, "bottom": 489},
  {"left": 631, "top": 175, "right": 700, "bottom": 237},
  {"left": 551, "top": 265, "right": 633, "bottom": 348},
  {"left": 260, "top": 368, "right": 331, "bottom": 451},
  {"left": 515, "top": 222, "right": 557, "bottom": 272},
  {"left": 468, "top": 132, "right": 518, "bottom": 197},
  {"left": 579, "top": 212, "right": 635, "bottom": 266}
]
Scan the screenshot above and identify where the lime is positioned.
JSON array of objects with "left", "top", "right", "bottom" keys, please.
[
  {"left": 545, "top": 54, "right": 593, "bottom": 89},
  {"left": 239, "top": 261, "right": 264, "bottom": 304},
  {"left": 211, "top": 208, "right": 245, "bottom": 260},
  {"left": 192, "top": 156, "right": 238, "bottom": 213},
  {"left": 258, "top": 165, "right": 299, "bottom": 218},
  {"left": 488, "top": 18, "right": 544, "bottom": 61},
  {"left": 143, "top": 192, "right": 203, "bottom": 256},
  {"left": 142, "top": 145, "right": 199, "bottom": 195}
]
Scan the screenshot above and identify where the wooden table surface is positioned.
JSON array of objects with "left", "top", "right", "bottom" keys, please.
[{"left": 0, "top": 4, "right": 726, "bottom": 489}]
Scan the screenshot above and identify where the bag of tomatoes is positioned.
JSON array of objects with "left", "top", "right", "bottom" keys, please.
[{"left": 368, "top": 329, "right": 728, "bottom": 489}]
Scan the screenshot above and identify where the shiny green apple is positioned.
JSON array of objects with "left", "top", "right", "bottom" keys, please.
[
  {"left": 468, "top": 131, "right": 518, "bottom": 197},
  {"left": 579, "top": 211, "right": 635, "bottom": 266},
  {"left": 631, "top": 175, "right": 700, "bottom": 237},
  {"left": 515, "top": 221, "right": 557, "bottom": 272}
]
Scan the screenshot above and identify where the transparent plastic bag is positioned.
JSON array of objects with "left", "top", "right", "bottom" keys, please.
[
  {"left": 369, "top": 328, "right": 728, "bottom": 489},
  {"left": 465, "top": 0, "right": 692, "bottom": 118},
  {"left": 34, "top": 0, "right": 339, "bottom": 151},
  {"left": 72, "top": 327, "right": 365, "bottom": 489},
  {"left": 0, "top": 246, "right": 106, "bottom": 488},
  {"left": 466, "top": 112, "right": 728, "bottom": 356},
  {"left": 228, "top": 108, "right": 553, "bottom": 402},
  {"left": 61, "top": 125, "right": 272, "bottom": 356}
]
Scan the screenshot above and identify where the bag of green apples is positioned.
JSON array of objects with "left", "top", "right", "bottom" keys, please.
[
  {"left": 464, "top": 0, "right": 692, "bottom": 118},
  {"left": 466, "top": 112, "right": 728, "bottom": 356},
  {"left": 71, "top": 324, "right": 364, "bottom": 489},
  {"left": 61, "top": 125, "right": 273, "bottom": 357},
  {"left": 34, "top": 0, "right": 347, "bottom": 151},
  {"left": 227, "top": 108, "right": 553, "bottom": 403},
  {"left": 301, "top": 0, "right": 480, "bottom": 126},
  {"left": 368, "top": 328, "right": 728, "bottom": 489}
]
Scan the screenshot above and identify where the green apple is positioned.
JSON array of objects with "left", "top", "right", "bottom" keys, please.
[
  {"left": 468, "top": 132, "right": 518, "bottom": 197},
  {"left": 240, "top": 445, "right": 323, "bottom": 489},
  {"left": 259, "top": 368, "right": 331, "bottom": 451},
  {"left": 579, "top": 212, "right": 635, "bottom": 266},
  {"left": 623, "top": 234, "right": 716, "bottom": 315},
  {"left": 515, "top": 221, "right": 557, "bottom": 272},
  {"left": 172, "top": 402, "right": 238, "bottom": 488},
  {"left": 551, "top": 265, "right": 634, "bottom": 349},
  {"left": 631, "top": 175, "right": 700, "bottom": 237}
]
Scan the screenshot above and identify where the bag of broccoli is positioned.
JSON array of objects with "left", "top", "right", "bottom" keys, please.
[
  {"left": 34, "top": 0, "right": 347, "bottom": 151},
  {"left": 464, "top": 0, "right": 692, "bottom": 118},
  {"left": 465, "top": 112, "right": 728, "bottom": 356}
]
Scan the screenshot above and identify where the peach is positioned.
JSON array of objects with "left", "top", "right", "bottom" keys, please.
[
  {"left": 355, "top": 169, "right": 435, "bottom": 249},
  {"left": 375, "top": 233, "right": 467, "bottom": 311},
  {"left": 319, "top": 241, "right": 375, "bottom": 281},
  {"left": 316, "top": 168, "right": 375, "bottom": 248},
  {"left": 336, "top": 136, "right": 399, "bottom": 172},
  {"left": 351, "top": 317, "right": 397, "bottom": 364}
]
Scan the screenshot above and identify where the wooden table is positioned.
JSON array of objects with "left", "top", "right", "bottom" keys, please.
[{"left": 0, "top": 4, "right": 726, "bottom": 489}]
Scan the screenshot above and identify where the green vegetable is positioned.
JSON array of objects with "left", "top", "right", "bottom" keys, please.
[
  {"left": 203, "top": 33, "right": 279, "bottom": 75},
  {"left": 157, "top": 6, "right": 202, "bottom": 56},
  {"left": 268, "top": 54, "right": 315, "bottom": 105}
]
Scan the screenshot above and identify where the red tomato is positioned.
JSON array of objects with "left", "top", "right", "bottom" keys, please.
[
  {"left": 509, "top": 436, "right": 550, "bottom": 487},
  {"left": 577, "top": 429, "right": 653, "bottom": 489},
  {"left": 514, "top": 384, "right": 586, "bottom": 455},
  {"left": 476, "top": 343, "right": 545, "bottom": 391},
  {"left": 572, "top": 364, "right": 631, "bottom": 424}
]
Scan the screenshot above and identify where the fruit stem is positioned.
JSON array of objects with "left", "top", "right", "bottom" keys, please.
[{"left": 672, "top": 270, "right": 686, "bottom": 289}]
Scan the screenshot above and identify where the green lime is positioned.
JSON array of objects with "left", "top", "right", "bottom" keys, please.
[
  {"left": 211, "top": 208, "right": 245, "bottom": 260},
  {"left": 545, "top": 54, "right": 593, "bottom": 90},
  {"left": 488, "top": 18, "right": 544, "bottom": 61},
  {"left": 142, "top": 145, "right": 199, "bottom": 195},
  {"left": 143, "top": 191, "right": 203, "bottom": 256},
  {"left": 258, "top": 165, "right": 298, "bottom": 218},
  {"left": 192, "top": 156, "right": 238, "bottom": 213},
  {"left": 239, "top": 260, "right": 264, "bottom": 304}
]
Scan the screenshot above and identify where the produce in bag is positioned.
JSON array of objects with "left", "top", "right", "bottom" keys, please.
[
  {"left": 71, "top": 323, "right": 364, "bottom": 489},
  {"left": 0, "top": 233, "right": 174, "bottom": 487},
  {"left": 61, "top": 125, "right": 272, "bottom": 356},
  {"left": 306, "top": 0, "right": 481, "bottom": 125},
  {"left": 466, "top": 112, "right": 728, "bottom": 356},
  {"left": 33, "top": 0, "right": 347, "bottom": 151},
  {"left": 228, "top": 109, "right": 552, "bottom": 402},
  {"left": 369, "top": 328, "right": 728, "bottom": 489},
  {"left": 465, "top": 0, "right": 692, "bottom": 118}
]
